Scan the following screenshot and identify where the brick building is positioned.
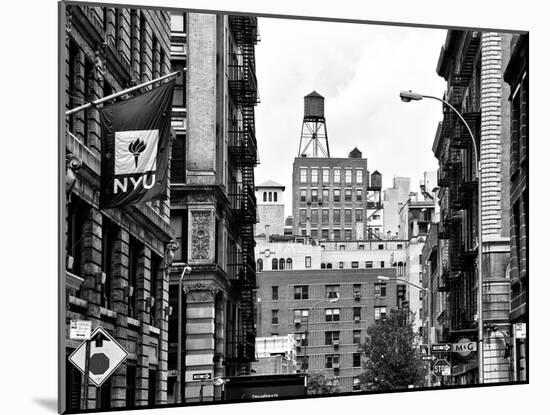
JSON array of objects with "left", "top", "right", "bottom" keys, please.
[
  {"left": 63, "top": 3, "right": 174, "bottom": 411},
  {"left": 292, "top": 148, "right": 383, "bottom": 241},
  {"left": 166, "top": 13, "right": 260, "bottom": 402},
  {"left": 256, "top": 268, "right": 398, "bottom": 393},
  {"left": 432, "top": 30, "right": 513, "bottom": 384},
  {"left": 503, "top": 33, "right": 528, "bottom": 382}
]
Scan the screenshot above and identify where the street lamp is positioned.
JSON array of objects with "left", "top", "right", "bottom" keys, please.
[
  {"left": 377, "top": 275, "right": 433, "bottom": 387},
  {"left": 302, "top": 293, "right": 340, "bottom": 373},
  {"left": 176, "top": 265, "right": 192, "bottom": 404},
  {"left": 399, "top": 89, "right": 484, "bottom": 384}
]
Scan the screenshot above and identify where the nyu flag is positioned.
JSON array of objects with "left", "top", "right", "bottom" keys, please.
[{"left": 99, "top": 80, "right": 174, "bottom": 209}]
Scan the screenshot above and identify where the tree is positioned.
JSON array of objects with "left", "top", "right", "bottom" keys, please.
[
  {"left": 358, "top": 308, "right": 424, "bottom": 391},
  {"left": 307, "top": 372, "right": 343, "bottom": 395}
]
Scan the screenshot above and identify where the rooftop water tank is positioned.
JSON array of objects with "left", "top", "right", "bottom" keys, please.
[
  {"left": 304, "top": 91, "right": 325, "bottom": 119},
  {"left": 370, "top": 170, "right": 382, "bottom": 190}
]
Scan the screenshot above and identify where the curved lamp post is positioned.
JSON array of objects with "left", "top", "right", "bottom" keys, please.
[{"left": 399, "top": 90, "right": 484, "bottom": 384}]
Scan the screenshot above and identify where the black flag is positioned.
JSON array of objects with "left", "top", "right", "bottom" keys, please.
[{"left": 99, "top": 80, "right": 175, "bottom": 209}]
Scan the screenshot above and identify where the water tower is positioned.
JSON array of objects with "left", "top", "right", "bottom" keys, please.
[{"left": 298, "top": 91, "right": 330, "bottom": 157}]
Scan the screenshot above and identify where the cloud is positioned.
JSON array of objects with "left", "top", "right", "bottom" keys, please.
[{"left": 254, "top": 17, "right": 447, "bottom": 215}]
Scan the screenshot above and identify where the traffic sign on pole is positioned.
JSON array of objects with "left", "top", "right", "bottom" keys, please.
[
  {"left": 69, "top": 326, "right": 128, "bottom": 387},
  {"left": 422, "top": 355, "right": 437, "bottom": 362},
  {"left": 431, "top": 343, "right": 451, "bottom": 353},
  {"left": 433, "top": 359, "right": 451, "bottom": 376}
]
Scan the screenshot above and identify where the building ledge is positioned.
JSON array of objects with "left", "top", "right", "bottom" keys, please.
[{"left": 68, "top": 295, "right": 87, "bottom": 308}]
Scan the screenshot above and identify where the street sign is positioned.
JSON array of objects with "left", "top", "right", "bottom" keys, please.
[
  {"left": 452, "top": 339, "right": 477, "bottom": 358},
  {"left": 69, "top": 326, "right": 128, "bottom": 387},
  {"left": 69, "top": 319, "right": 92, "bottom": 340},
  {"left": 193, "top": 373, "right": 213, "bottom": 381},
  {"left": 422, "top": 355, "right": 437, "bottom": 361},
  {"left": 431, "top": 343, "right": 451, "bottom": 353},
  {"left": 515, "top": 322, "right": 526, "bottom": 339},
  {"left": 433, "top": 359, "right": 451, "bottom": 376}
]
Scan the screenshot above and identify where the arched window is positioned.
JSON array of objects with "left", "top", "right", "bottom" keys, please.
[
  {"left": 398, "top": 262, "right": 404, "bottom": 276},
  {"left": 286, "top": 258, "right": 293, "bottom": 270},
  {"left": 269, "top": 192, "right": 272, "bottom": 202},
  {"left": 272, "top": 258, "right": 278, "bottom": 270},
  {"left": 321, "top": 263, "right": 326, "bottom": 269},
  {"left": 257, "top": 259, "right": 263, "bottom": 272},
  {"left": 263, "top": 192, "right": 267, "bottom": 202},
  {"left": 327, "top": 263, "right": 332, "bottom": 269},
  {"left": 274, "top": 192, "right": 278, "bottom": 202},
  {"left": 279, "top": 258, "right": 285, "bottom": 270}
]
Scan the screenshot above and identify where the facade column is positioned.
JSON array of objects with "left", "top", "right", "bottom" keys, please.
[{"left": 214, "top": 292, "right": 227, "bottom": 400}]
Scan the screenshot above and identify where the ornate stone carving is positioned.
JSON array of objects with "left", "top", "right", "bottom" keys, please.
[
  {"left": 66, "top": 155, "right": 82, "bottom": 196},
  {"left": 163, "top": 239, "right": 180, "bottom": 270},
  {"left": 183, "top": 283, "right": 219, "bottom": 303},
  {"left": 191, "top": 211, "right": 211, "bottom": 261}
]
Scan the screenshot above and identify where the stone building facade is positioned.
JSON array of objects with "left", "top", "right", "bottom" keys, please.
[
  {"left": 255, "top": 180, "right": 286, "bottom": 237},
  {"left": 167, "top": 13, "right": 260, "bottom": 403},
  {"left": 63, "top": 3, "right": 174, "bottom": 411},
  {"left": 503, "top": 33, "right": 528, "bottom": 382},
  {"left": 433, "top": 30, "right": 512, "bottom": 384}
]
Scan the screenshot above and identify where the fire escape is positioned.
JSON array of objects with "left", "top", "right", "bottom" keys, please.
[
  {"left": 437, "top": 32, "right": 481, "bottom": 335},
  {"left": 227, "top": 15, "right": 260, "bottom": 373}
]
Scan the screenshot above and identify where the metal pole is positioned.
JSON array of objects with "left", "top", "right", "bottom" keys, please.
[
  {"left": 176, "top": 275, "right": 183, "bottom": 404},
  {"left": 81, "top": 339, "right": 90, "bottom": 410},
  {"left": 420, "top": 94, "right": 483, "bottom": 384},
  {"left": 427, "top": 286, "right": 432, "bottom": 387},
  {"left": 65, "top": 71, "right": 180, "bottom": 116}
]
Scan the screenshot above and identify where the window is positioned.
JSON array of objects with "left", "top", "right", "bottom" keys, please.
[
  {"left": 310, "top": 210, "right": 319, "bottom": 224},
  {"left": 268, "top": 192, "right": 272, "bottom": 202},
  {"left": 322, "top": 169, "right": 329, "bottom": 183},
  {"left": 298, "top": 356, "right": 309, "bottom": 371},
  {"left": 271, "top": 310, "right": 279, "bottom": 324},
  {"left": 374, "top": 283, "right": 387, "bottom": 297},
  {"left": 358, "top": 244, "right": 364, "bottom": 250},
  {"left": 127, "top": 237, "right": 142, "bottom": 319},
  {"left": 333, "top": 209, "right": 341, "bottom": 225},
  {"left": 300, "top": 189, "right": 307, "bottom": 202},
  {"left": 378, "top": 244, "right": 384, "bottom": 250},
  {"left": 311, "top": 189, "right": 318, "bottom": 203},
  {"left": 353, "top": 307, "right": 361, "bottom": 321},
  {"left": 344, "top": 189, "right": 352, "bottom": 202},
  {"left": 311, "top": 229, "right": 318, "bottom": 239},
  {"left": 294, "top": 309, "right": 309, "bottom": 324},
  {"left": 345, "top": 229, "right": 352, "bottom": 241},
  {"left": 339, "top": 245, "right": 345, "bottom": 251},
  {"left": 101, "top": 218, "right": 116, "bottom": 309},
  {"left": 279, "top": 258, "right": 285, "bottom": 270},
  {"left": 334, "top": 169, "right": 341, "bottom": 183},
  {"left": 126, "top": 362, "right": 136, "bottom": 409},
  {"left": 321, "top": 229, "right": 329, "bottom": 239},
  {"left": 263, "top": 192, "right": 267, "bottom": 202},
  {"left": 333, "top": 229, "right": 341, "bottom": 240},
  {"left": 300, "top": 168, "right": 308, "bottom": 183},
  {"left": 170, "top": 13, "right": 185, "bottom": 32},
  {"left": 272, "top": 286, "right": 279, "bottom": 300},
  {"left": 351, "top": 261, "right": 359, "bottom": 268},
  {"left": 365, "top": 261, "right": 373, "bottom": 268},
  {"left": 397, "top": 262, "right": 404, "bottom": 276},
  {"left": 321, "top": 262, "right": 326, "bottom": 269},
  {"left": 353, "top": 377, "right": 361, "bottom": 391},
  {"left": 325, "top": 308, "right": 340, "bottom": 322},
  {"left": 67, "top": 197, "right": 87, "bottom": 277},
  {"left": 333, "top": 189, "right": 341, "bottom": 202},
  {"left": 299, "top": 209, "right": 307, "bottom": 224},
  {"left": 356, "top": 209, "right": 363, "bottom": 221},
  {"left": 397, "top": 244, "right": 403, "bottom": 249},
  {"left": 257, "top": 259, "right": 263, "bottom": 272},
  {"left": 353, "top": 330, "right": 361, "bottom": 344},
  {"left": 374, "top": 306, "right": 387, "bottom": 320},
  {"left": 344, "top": 209, "right": 352, "bottom": 223},
  {"left": 286, "top": 258, "right": 293, "bottom": 270},
  {"left": 274, "top": 192, "right": 278, "bottom": 202},
  {"left": 345, "top": 169, "right": 352, "bottom": 184},
  {"left": 326, "top": 285, "right": 339, "bottom": 299},
  {"left": 339, "top": 262, "right": 344, "bottom": 269},
  {"left": 171, "top": 133, "right": 186, "bottom": 183},
  {"left": 325, "top": 354, "right": 340, "bottom": 369},
  {"left": 353, "top": 353, "right": 361, "bottom": 367},
  {"left": 322, "top": 189, "right": 329, "bottom": 203},
  {"left": 173, "top": 62, "right": 186, "bottom": 108},
  {"left": 325, "top": 331, "right": 340, "bottom": 345},
  {"left": 272, "top": 258, "right": 278, "bottom": 270},
  {"left": 373, "top": 214, "right": 381, "bottom": 220},
  {"left": 353, "top": 284, "right": 361, "bottom": 298},
  {"left": 150, "top": 254, "right": 161, "bottom": 327},
  {"left": 294, "top": 285, "right": 309, "bottom": 300},
  {"left": 305, "top": 256, "right": 312, "bottom": 268},
  {"left": 295, "top": 332, "right": 308, "bottom": 347},
  {"left": 356, "top": 169, "right": 363, "bottom": 184},
  {"left": 380, "top": 261, "right": 385, "bottom": 268},
  {"left": 356, "top": 188, "right": 363, "bottom": 201},
  {"left": 327, "top": 263, "right": 333, "bottom": 269},
  {"left": 311, "top": 169, "right": 318, "bottom": 183},
  {"left": 322, "top": 209, "right": 329, "bottom": 225}
]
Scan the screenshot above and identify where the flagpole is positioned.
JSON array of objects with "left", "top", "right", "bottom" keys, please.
[{"left": 65, "top": 71, "right": 180, "bottom": 116}]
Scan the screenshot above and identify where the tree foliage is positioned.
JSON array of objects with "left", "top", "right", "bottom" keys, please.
[
  {"left": 358, "top": 308, "right": 424, "bottom": 391},
  {"left": 307, "top": 371, "right": 343, "bottom": 395}
]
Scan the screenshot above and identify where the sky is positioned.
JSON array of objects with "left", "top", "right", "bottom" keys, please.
[{"left": 254, "top": 17, "right": 448, "bottom": 215}]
